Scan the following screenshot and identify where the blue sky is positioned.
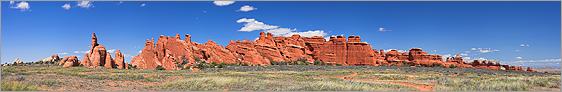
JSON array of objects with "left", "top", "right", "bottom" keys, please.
[{"left": 2, "top": 1, "right": 560, "bottom": 68}]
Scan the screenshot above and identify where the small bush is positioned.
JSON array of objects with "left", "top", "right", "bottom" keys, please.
[
  {"left": 432, "top": 63, "right": 443, "bottom": 67},
  {"left": 155, "top": 65, "right": 165, "bottom": 70},
  {"left": 128, "top": 64, "right": 137, "bottom": 69},
  {"left": 449, "top": 65, "right": 457, "bottom": 68},
  {"left": 313, "top": 60, "right": 325, "bottom": 65}
]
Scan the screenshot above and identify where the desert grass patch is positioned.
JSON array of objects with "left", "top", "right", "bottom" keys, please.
[
  {"left": 33, "top": 79, "right": 61, "bottom": 87},
  {"left": 355, "top": 73, "right": 411, "bottom": 80},
  {"left": 1, "top": 81, "right": 38, "bottom": 91},
  {"left": 154, "top": 76, "right": 280, "bottom": 91},
  {"left": 291, "top": 79, "right": 412, "bottom": 91},
  {"left": 436, "top": 75, "right": 560, "bottom": 91},
  {"left": 153, "top": 71, "right": 413, "bottom": 91}
]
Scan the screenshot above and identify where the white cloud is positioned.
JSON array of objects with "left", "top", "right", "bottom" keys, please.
[
  {"left": 57, "top": 52, "right": 69, "bottom": 55},
  {"left": 9, "top": 1, "right": 15, "bottom": 5},
  {"left": 516, "top": 57, "right": 523, "bottom": 59},
  {"left": 520, "top": 44, "right": 530, "bottom": 47},
  {"left": 107, "top": 49, "right": 116, "bottom": 54},
  {"left": 12, "top": 1, "right": 30, "bottom": 11},
  {"left": 442, "top": 54, "right": 452, "bottom": 58},
  {"left": 237, "top": 18, "right": 327, "bottom": 37},
  {"left": 239, "top": 5, "right": 256, "bottom": 12},
  {"left": 140, "top": 3, "right": 146, "bottom": 7},
  {"left": 515, "top": 58, "right": 561, "bottom": 63},
  {"left": 384, "top": 49, "right": 406, "bottom": 53},
  {"left": 264, "top": 28, "right": 327, "bottom": 37},
  {"left": 470, "top": 48, "right": 499, "bottom": 53},
  {"left": 477, "top": 57, "right": 488, "bottom": 60},
  {"left": 378, "top": 27, "right": 392, "bottom": 32},
  {"left": 77, "top": 1, "right": 93, "bottom": 8},
  {"left": 265, "top": 28, "right": 294, "bottom": 35},
  {"left": 213, "top": 1, "right": 235, "bottom": 6},
  {"left": 285, "top": 30, "right": 327, "bottom": 37},
  {"left": 236, "top": 18, "right": 279, "bottom": 32},
  {"left": 462, "top": 57, "right": 471, "bottom": 60},
  {"left": 62, "top": 3, "right": 71, "bottom": 10},
  {"left": 73, "top": 50, "right": 90, "bottom": 54}
]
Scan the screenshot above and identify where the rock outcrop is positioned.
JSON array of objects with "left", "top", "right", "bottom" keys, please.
[
  {"left": 128, "top": 32, "right": 534, "bottom": 72},
  {"left": 81, "top": 33, "right": 125, "bottom": 69},
  {"left": 39, "top": 54, "right": 61, "bottom": 64},
  {"left": 114, "top": 50, "right": 126, "bottom": 69},
  {"left": 60, "top": 56, "right": 79, "bottom": 68},
  {"left": 226, "top": 40, "right": 271, "bottom": 66},
  {"left": 131, "top": 34, "right": 198, "bottom": 70}
]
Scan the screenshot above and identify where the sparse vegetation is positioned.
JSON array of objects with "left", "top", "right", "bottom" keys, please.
[
  {"left": 435, "top": 74, "right": 561, "bottom": 91},
  {"left": 155, "top": 65, "right": 165, "bottom": 70},
  {"left": 1, "top": 65, "right": 559, "bottom": 91},
  {"left": 1, "top": 81, "right": 38, "bottom": 91}
]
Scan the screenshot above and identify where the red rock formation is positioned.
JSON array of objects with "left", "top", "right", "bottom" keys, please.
[
  {"left": 131, "top": 38, "right": 159, "bottom": 69},
  {"left": 345, "top": 36, "right": 377, "bottom": 66},
  {"left": 226, "top": 40, "right": 270, "bottom": 66},
  {"left": 526, "top": 67, "right": 535, "bottom": 72},
  {"left": 444, "top": 54, "right": 472, "bottom": 68},
  {"left": 114, "top": 50, "right": 125, "bottom": 69},
  {"left": 125, "top": 32, "right": 534, "bottom": 72},
  {"left": 41, "top": 54, "right": 60, "bottom": 64},
  {"left": 132, "top": 34, "right": 242, "bottom": 70},
  {"left": 254, "top": 32, "right": 285, "bottom": 62},
  {"left": 470, "top": 60, "right": 502, "bottom": 70},
  {"left": 132, "top": 35, "right": 192, "bottom": 70},
  {"left": 273, "top": 34, "right": 314, "bottom": 63},
  {"left": 200, "top": 40, "right": 238, "bottom": 64},
  {"left": 384, "top": 50, "right": 408, "bottom": 66},
  {"left": 60, "top": 56, "right": 79, "bottom": 68},
  {"left": 81, "top": 33, "right": 122, "bottom": 69},
  {"left": 408, "top": 48, "right": 445, "bottom": 67}
]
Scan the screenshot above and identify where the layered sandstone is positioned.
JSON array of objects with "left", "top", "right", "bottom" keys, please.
[{"left": 128, "top": 32, "right": 534, "bottom": 72}]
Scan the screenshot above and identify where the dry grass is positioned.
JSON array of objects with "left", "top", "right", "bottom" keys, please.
[
  {"left": 1, "top": 81, "right": 38, "bottom": 91},
  {"left": 1, "top": 65, "right": 560, "bottom": 91},
  {"left": 154, "top": 71, "right": 411, "bottom": 91}
]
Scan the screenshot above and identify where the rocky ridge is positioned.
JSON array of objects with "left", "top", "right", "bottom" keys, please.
[
  {"left": 5, "top": 32, "right": 531, "bottom": 72},
  {"left": 128, "top": 32, "right": 532, "bottom": 71}
]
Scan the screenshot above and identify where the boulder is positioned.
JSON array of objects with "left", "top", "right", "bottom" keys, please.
[
  {"left": 40, "top": 54, "right": 60, "bottom": 64},
  {"left": 61, "top": 56, "right": 79, "bottom": 68}
]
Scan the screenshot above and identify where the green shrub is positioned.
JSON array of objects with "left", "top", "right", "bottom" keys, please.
[
  {"left": 313, "top": 60, "right": 325, "bottom": 65},
  {"left": 156, "top": 65, "right": 165, "bottom": 70},
  {"left": 449, "top": 65, "right": 457, "bottom": 68}
]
